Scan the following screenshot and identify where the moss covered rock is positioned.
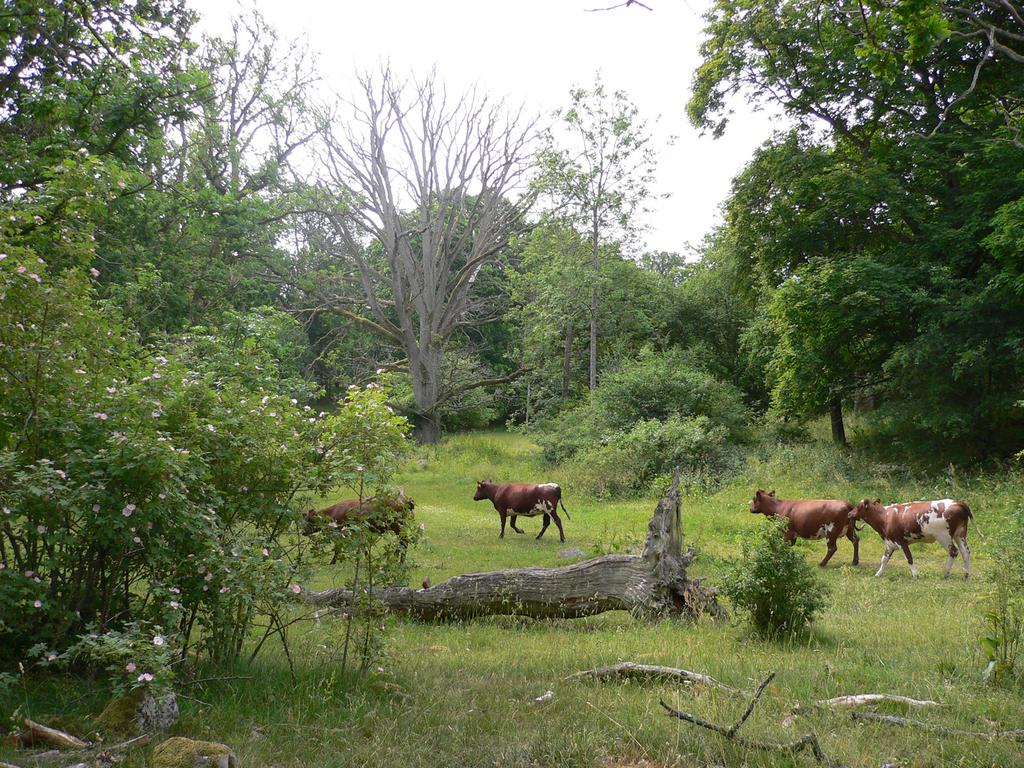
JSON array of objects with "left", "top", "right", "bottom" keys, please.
[
  {"left": 152, "top": 737, "right": 237, "bottom": 768},
  {"left": 92, "top": 688, "right": 179, "bottom": 737}
]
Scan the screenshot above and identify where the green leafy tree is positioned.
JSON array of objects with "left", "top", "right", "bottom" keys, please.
[{"left": 538, "top": 73, "right": 663, "bottom": 390}]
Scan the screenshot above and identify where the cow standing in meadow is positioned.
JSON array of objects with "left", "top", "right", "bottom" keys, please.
[
  {"left": 749, "top": 489, "right": 860, "bottom": 567},
  {"left": 473, "top": 481, "right": 571, "bottom": 542},
  {"left": 304, "top": 493, "right": 415, "bottom": 563},
  {"left": 850, "top": 498, "right": 972, "bottom": 578}
]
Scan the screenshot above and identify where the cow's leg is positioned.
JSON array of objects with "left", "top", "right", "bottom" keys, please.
[
  {"left": 550, "top": 511, "right": 566, "bottom": 543},
  {"left": 784, "top": 529, "right": 798, "bottom": 546},
  {"left": 955, "top": 536, "right": 971, "bottom": 579},
  {"left": 875, "top": 543, "right": 896, "bottom": 577},
  {"left": 499, "top": 512, "right": 507, "bottom": 538},
  {"left": 536, "top": 514, "right": 551, "bottom": 540},
  {"left": 899, "top": 542, "right": 917, "bottom": 577},
  {"left": 846, "top": 524, "right": 860, "bottom": 565},
  {"left": 933, "top": 529, "right": 955, "bottom": 578},
  {"left": 510, "top": 514, "right": 525, "bottom": 534},
  {"left": 819, "top": 536, "right": 838, "bottom": 567}
]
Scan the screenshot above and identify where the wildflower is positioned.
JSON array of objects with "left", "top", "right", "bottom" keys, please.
[
  {"left": 93, "top": 412, "right": 108, "bottom": 420},
  {"left": 261, "top": 548, "right": 270, "bottom": 557},
  {"left": 205, "top": 572, "right": 213, "bottom": 582},
  {"left": 34, "top": 600, "right": 42, "bottom": 608},
  {"left": 28, "top": 273, "right": 41, "bottom": 282},
  {"left": 206, "top": 424, "right": 216, "bottom": 432},
  {"left": 47, "top": 654, "right": 57, "bottom": 662},
  {"left": 125, "top": 662, "right": 136, "bottom": 673},
  {"left": 137, "top": 672, "right": 154, "bottom": 683},
  {"left": 16, "top": 265, "right": 25, "bottom": 274},
  {"left": 55, "top": 469, "right": 66, "bottom": 478},
  {"left": 37, "top": 525, "right": 46, "bottom": 534},
  {"left": 152, "top": 635, "right": 164, "bottom": 646},
  {"left": 106, "top": 386, "right": 116, "bottom": 394},
  {"left": 219, "top": 586, "right": 230, "bottom": 593},
  {"left": 289, "top": 584, "right": 301, "bottom": 594},
  {"left": 169, "top": 587, "right": 180, "bottom": 594},
  {"left": 122, "top": 503, "right": 136, "bottom": 517},
  {"left": 170, "top": 600, "right": 180, "bottom": 609},
  {"left": 158, "top": 493, "right": 166, "bottom": 500},
  {"left": 89, "top": 267, "right": 100, "bottom": 277},
  {"left": 133, "top": 536, "right": 141, "bottom": 544},
  {"left": 92, "top": 504, "right": 100, "bottom": 512}
]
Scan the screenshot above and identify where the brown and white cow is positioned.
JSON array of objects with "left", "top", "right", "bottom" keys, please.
[
  {"left": 849, "top": 498, "right": 972, "bottom": 578},
  {"left": 749, "top": 489, "right": 860, "bottom": 567},
  {"left": 303, "top": 493, "right": 415, "bottom": 563},
  {"left": 473, "top": 481, "right": 571, "bottom": 542}
]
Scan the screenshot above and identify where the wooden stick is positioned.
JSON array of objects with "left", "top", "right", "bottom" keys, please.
[
  {"left": 852, "top": 711, "right": 1024, "bottom": 741},
  {"left": 818, "top": 694, "right": 940, "bottom": 709},
  {"left": 564, "top": 662, "right": 747, "bottom": 694},
  {"left": 660, "top": 673, "right": 848, "bottom": 768},
  {"left": 23, "top": 719, "right": 88, "bottom": 750}
]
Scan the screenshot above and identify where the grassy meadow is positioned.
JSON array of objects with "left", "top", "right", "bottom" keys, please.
[{"left": 5, "top": 430, "right": 1024, "bottom": 767}]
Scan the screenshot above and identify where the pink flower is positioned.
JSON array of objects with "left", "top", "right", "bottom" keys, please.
[
  {"left": 34, "top": 600, "right": 42, "bottom": 608},
  {"left": 54, "top": 469, "right": 66, "bottom": 479},
  {"left": 106, "top": 386, "right": 116, "bottom": 394},
  {"left": 170, "top": 600, "right": 180, "bottom": 609},
  {"left": 27, "top": 273, "right": 41, "bottom": 283},
  {"left": 16, "top": 265, "right": 25, "bottom": 274},
  {"left": 36, "top": 525, "right": 46, "bottom": 534},
  {"left": 47, "top": 653, "right": 57, "bottom": 661},
  {"left": 289, "top": 584, "right": 301, "bottom": 594},
  {"left": 93, "top": 412, "right": 108, "bottom": 420},
  {"left": 133, "top": 536, "right": 141, "bottom": 544},
  {"left": 152, "top": 635, "right": 164, "bottom": 646},
  {"left": 219, "top": 586, "right": 230, "bottom": 593},
  {"left": 169, "top": 587, "right": 180, "bottom": 594},
  {"left": 125, "top": 662, "right": 136, "bottom": 673},
  {"left": 90, "top": 267, "right": 100, "bottom": 277},
  {"left": 137, "top": 672, "right": 153, "bottom": 683},
  {"left": 261, "top": 548, "right": 270, "bottom": 557},
  {"left": 122, "top": 503, "right": 136, "bottom": 517}
]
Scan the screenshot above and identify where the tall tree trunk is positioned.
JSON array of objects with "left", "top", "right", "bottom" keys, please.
[
  {"left": 589, "top": 217, "right": 600, "bottom": 391},
  {"left": 562, "top": 317, "right": 574, "bottom": 400},
  {"left": 410, "top": 345, "right": 443, "bottom": 444},
  {"left": 830, "top": 397, "right": 847, "bottom": 445}
]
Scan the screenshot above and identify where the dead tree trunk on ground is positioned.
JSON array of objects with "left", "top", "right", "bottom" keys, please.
[{"left": 302, "top": 473, "right": 719, "bottom": 620}]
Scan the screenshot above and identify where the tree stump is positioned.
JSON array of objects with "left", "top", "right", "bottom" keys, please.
[{"left": 302, "top": 472, "right": 720, "bottom": 620}]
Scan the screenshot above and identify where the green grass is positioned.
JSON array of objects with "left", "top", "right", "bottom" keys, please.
[{"left": 4, "top": 430, "right": 1024, "bottom": 767}]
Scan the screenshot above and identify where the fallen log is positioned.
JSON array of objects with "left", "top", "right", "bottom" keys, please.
[
  {"left": 564, "top": 662, "right": 746, "bottom": 694},
  {"left": 302, "top": 472, "right": 720, "bottom": 620}
]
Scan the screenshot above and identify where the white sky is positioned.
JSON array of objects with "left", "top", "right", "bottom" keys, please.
[{"left": 191, "top": 0, "right": 780, "bottom": 256}]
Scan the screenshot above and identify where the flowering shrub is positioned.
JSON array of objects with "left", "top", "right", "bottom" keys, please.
[{"left": 0, "top": 256, "right": 353, "bottom": 668}]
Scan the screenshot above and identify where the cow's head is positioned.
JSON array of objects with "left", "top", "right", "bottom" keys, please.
[
  {"left": 749, "top": 489, "right": 775, "bottom": 514},
  {"left": 473, "top": 480, "right": 489, "bottom": 501},
  {"left": 301, "top": 507, "right": 320, "bottom": 536},
  {"left": 849, "top": 498, "right": 882, "bottom": 520}
]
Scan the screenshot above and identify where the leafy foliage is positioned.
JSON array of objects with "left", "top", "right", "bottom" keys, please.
[
  {"left": 537, "top": 348, "right": 746, "bottom": 495},
  {"left": 721, "top": 518, "right": 830, "bottom": 637}
]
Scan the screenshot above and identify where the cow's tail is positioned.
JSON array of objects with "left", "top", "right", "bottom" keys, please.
[
  {"left": 559, "top": 497, "right": 571, "bottom": 520},
  {"left": 958, "top": 501, "right": 983, "bottom": 541}
]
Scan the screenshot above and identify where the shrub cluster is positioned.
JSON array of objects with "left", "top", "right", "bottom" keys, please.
[
  {"left": 0, "top": 257, "right": 409, "bottom": 677},
  {"left": 536, "top": 348, "right": 746, "bottom": 495},
  {"left": 720, "top": 518, "right": 830, "bottom": 637}
]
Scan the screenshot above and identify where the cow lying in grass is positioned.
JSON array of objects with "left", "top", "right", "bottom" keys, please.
[
  {"left": 473, "top": 481, "right": 571, "bottom": 542},
  {"left": 850, "top": 498, "right": 972, "bottom": 578},
  {"left": 749, "top": 489, "right": 860, "bottom": 567},
  {"left": 303, "top": 493, "right": 415, "bottom": 563}
]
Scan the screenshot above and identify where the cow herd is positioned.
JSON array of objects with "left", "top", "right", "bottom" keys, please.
[
  {"left": 750, "top": 489, "right": 973, "bottom": 579},
  {"left": 303, "top": 481, "right": 974, "bottom": 580}
]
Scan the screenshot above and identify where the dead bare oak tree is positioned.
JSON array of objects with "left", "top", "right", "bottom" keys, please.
[
  {"left": 311, "top": 69, "right": 537, "bottom": 442},
  {"left": 302, "top": 472, "right": 719, "bottom": 620}
]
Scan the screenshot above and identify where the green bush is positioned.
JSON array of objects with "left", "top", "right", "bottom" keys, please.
[
  {"left": 981, "top": 510, "right": 1024, "bottom": 683},
  {"left": 720, "top": 518, "right": 830, "bottom": 637},
  {"left": 0, "top": 259, "right": 360, "bottom": 669},
  {"left": 536, "top": 348, "right": 747, "bottom": 495}
]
